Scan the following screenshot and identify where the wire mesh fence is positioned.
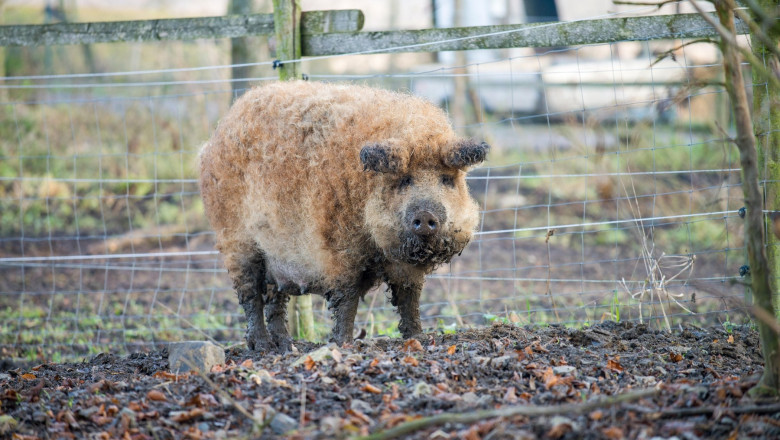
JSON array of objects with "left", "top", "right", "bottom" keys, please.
[{"left": 0, "top": 10, "right": 764, "bottom": 362}]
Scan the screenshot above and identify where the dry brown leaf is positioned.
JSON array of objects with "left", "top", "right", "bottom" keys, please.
[
  {"left": 403, "top": 339, "right": 424, "bottom": 352},
  {"left": 727, "top": 335, "right": 734, "bottom": 344},
  {"left": 602, "top": 426, "right": 625, "bottom": 440},
  {"left": 362, "top": 384, "right": 382, "bottom": 394},
  {"left": 447, "top": 345, "right": 457, "bottom": 355},
  {"left": 170, "top": 408, "right": 205, "bottom": 423},
  {"left": 146, "top": 390, "right": 167, "bottom": 402},
  {"left": 531, "top": 341, "right": 549, "bottom": 353},
  {"left": 304, "top": 356, "right": 317, "bottom": 371},
  {"left": 240, "top": 359, "right": 253, "bottom": 369},
  {"left": 523, "top": 346, "right": 534, "bottom": 358},
  {"left": 669, "top": 353, "right": 683, "bottom": 363},
  {"left": 542, "top": 367, "right": 574, "bottom": 390},
  {"left": 346, "top": 408, "right": 372, "bottom": 425},
  {"left": 607, "top": 358, "right": 624, "bottom": 372},
  {"left": 589, "top": 410, "right": 604, "bottom": 421},
  {"left": 403, "top": 356, "right": 419, "bottom": 367},
  {"left": 331, "top": 349, "right": 343, "bottom": 363},
  {"left": 21, "top": 373, "right": 36, "bottom": 380},
  {"left": 369, "top": 358, "right": 380, "bottom": 368},
  {"left": 153, "top": 371, "right": 186, "bottom": 381}
]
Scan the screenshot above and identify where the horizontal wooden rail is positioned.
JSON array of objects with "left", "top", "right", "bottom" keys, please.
[
  {"left": 303, "top": 13, "right": 748, "bottom": 56},
  {"left": 0, "top": 9, "right": 363, "bottom": 47}
]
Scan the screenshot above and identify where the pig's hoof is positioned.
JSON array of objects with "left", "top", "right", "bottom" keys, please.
[
  {"left": 246, "top": 329, "right": 273, "bottom": 352},
  {"left": 270, "top": 335, "right": 293, "bottom": 354}
]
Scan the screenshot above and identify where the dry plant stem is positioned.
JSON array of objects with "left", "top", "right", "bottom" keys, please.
[
  {"left": 711, "top": 0, "right": 780, "bottom": 396},
  {"left": 360, "top": 388, "right": 661, "bottom": 440},
  {"left": 545, "top": 230, "right": 560, "bottom": 323}
]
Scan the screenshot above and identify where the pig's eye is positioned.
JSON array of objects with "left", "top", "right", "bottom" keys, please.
[
  {"left": 398, "top": 175, "right": 413, "bottom": 190},
  {"left": 441, "top": 174, "right": 455, "bottom": 188}
]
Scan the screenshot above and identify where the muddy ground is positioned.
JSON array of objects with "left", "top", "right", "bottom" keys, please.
[{"left": 1, "top": 321, "right": 778, "bottom": 440}]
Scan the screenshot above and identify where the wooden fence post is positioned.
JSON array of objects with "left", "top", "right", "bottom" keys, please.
[
  {"left": 272, "top": 0, "right": 301, "bottom": 81},
  {"left": 273, "top": 0, "right": 315, "bottom": 341},
  {"left": 229, "top": 0, "right": 253, "bottom": 99}
]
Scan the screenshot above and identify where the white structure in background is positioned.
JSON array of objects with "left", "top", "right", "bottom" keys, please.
[{"left": 415, "top": 0, "right": 716, "bottom": 120}]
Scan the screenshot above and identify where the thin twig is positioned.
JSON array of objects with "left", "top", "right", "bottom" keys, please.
[
  {"left": 360, "top": 387, "right": 661, "bottom": 440},
  {"left": 689, "top": 0, "right": 780, "bottom": 90},
  {"left": 656, "top": 402, "right": 780, "bottom": 418}
]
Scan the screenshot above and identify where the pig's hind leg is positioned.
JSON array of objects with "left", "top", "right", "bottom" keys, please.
[
  {"left": 389, "top": 277, "right": 425, "bottom": 340},
  {"left": 225, "top": 249, "right": 273, "bottom": 351}
]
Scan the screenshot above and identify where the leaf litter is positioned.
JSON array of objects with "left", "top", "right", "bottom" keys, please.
[{"left": 0, "top": 322, "right": 777, "bottom": 439}]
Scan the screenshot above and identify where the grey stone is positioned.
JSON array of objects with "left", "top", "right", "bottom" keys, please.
[
  {"left": 553, "top": 365, "right": 577, "bottom": 376},
  {"left": 0, "top": 415, "right": 17, "bottom": 436},
  {"left": 291, "top": 344, "right": 338, "bottom": 367},
  {"left": 412, "top": 381, "right": 432, "bottom": 398},
  {"left": 168, "top": 341, "right": 225, "bottom": 374},
  {"left": 490, "top": 356, "right": 513, "bottom": 369},
  {"left": 270, "top": 412, "right": 298, "bottom": 435},
  {"left": 119, "top": 407, "right": 137, "bottom": 428},
  {"left": 350, "top": 399, "right": 374, "bottom": 415},
  {"left": 461, "top": 392, "right": 479, "bottom": 404}
]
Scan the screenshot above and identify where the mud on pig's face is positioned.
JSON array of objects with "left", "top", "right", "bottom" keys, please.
[{"left": 361, "top": 139, "right": 488, "bottom": 267}]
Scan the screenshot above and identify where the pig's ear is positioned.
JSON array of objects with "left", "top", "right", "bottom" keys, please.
[
  {"left": 360, "top": 142, "right": 407, "bottom": 173},
  {"left": 444, "top": 140, "right": 490, "bottom": 169}
]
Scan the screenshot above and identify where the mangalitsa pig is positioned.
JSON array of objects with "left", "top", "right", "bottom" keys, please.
[{"left": 199, "top": 81, "right": 488, "bottom": 352}]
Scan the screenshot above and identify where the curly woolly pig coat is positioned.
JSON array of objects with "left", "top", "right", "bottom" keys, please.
[{"left": 199, "top": 81, "right": 488, "bottom": 351}]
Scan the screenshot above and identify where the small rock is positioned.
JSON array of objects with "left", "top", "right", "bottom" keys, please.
[
  {"left": 461, "top": 392, "right": 479, "bottom": 404},
  {"left": 198, "top": 422, "right": 210, "bottom": 432},
  {"left": 635, "top": 375, "right": 657, "bottom": 385},
  {"left": 490, "top": 356, "right": 513, "bottom": 369},
  {"left": 553, "top": 366, "right": 577, "bottom": 376},
  {"left": 291, "top": 344, "right": 337, "bottom": 367},
  {"left": 32, "top": 411, "right": 47, "bottom": 424},
  {"left": 320, "top": 416, "right": 342, "bottom": 432},
  {"left": 119, "top": 408, "right": 137, "bottom": 428},
  {"left": 249, "top": 369, "right": 273, "bottom": 385},
  {"left": 351, "top": 399, "right": 374, "bottom": 415},
  {"left": 413, "top": 381, "right": 432, "bottom": 398},
  {"left": 168, "top": 341, "right": 225, "bottom": 374},
  {"left": 0, "top": 373, "right": 11, "bottom": 381},
  {"left": 270, "top": 412, "right": 298, "bottom": 435},
  {"left": 0, "top": 415, "right": 17, "bottom": 435}
]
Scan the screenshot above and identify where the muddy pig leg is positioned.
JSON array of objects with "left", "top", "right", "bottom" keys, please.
[
  {"left": 327, "top": 289, "right": 361, "bottom": 346},
  {"left": 264, "top": 286, "right": 292, "bottom": 353},
  {"left": 225, "top": 250, "right": 272, "bottom": 351},
  {"left": 389, "top": 276, "right": 425, "bottom": 339}
]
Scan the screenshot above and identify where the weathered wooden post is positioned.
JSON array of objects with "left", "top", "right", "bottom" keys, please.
[
  {"left": 272, "top": 0, "right": 301, "bottom": 81},
  {"left": 229, "top": 0, "right": 252, "bottom": 99},
  {"left": 273, "top": 0, "right": 315, "bottom": 341}
]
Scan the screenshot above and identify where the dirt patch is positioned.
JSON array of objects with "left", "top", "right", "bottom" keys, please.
[{"left": 1, "top": 322, "right": 776, "bottom": 439}]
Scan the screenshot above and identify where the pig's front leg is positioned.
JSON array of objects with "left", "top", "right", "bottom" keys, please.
[
  {"left": 389, "top": 275, "right": 425, "bottom": 339},
  {"left": 327, "top": 289, "right": 361, "bottom": 346}
]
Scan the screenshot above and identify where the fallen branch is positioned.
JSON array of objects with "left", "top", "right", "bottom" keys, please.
[
  {"left": 360, "top": 387, "right": 660, "bottom": 440},
  {"left": 656, "top": 402, "right": 780, "bottom": 418}
]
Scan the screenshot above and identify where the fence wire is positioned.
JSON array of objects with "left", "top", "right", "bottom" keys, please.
[{"left": 0, "top": 13, "right": 768, "bottom": 361}]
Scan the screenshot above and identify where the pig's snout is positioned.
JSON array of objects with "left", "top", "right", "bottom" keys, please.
[
  {"left": 412, "top": 210, "right": 440, "bottom": 236},
  {"left": 406, "top": 200, "right": 447, "bottom": 237}
]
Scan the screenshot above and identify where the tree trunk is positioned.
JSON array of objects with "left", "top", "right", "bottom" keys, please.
[{"left": 715, "top": 0, "right": 779, "bottom": 397}]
